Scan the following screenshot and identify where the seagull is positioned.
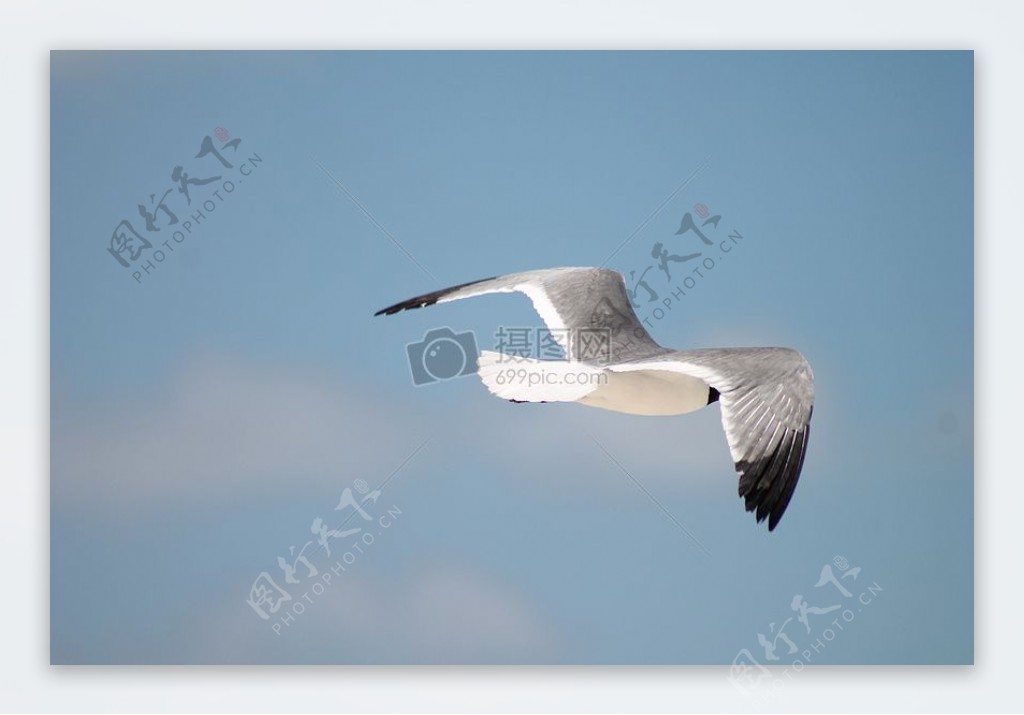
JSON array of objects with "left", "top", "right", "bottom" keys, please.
[{"left": 375, "top": 267, "right": 814, "bottom": 531}]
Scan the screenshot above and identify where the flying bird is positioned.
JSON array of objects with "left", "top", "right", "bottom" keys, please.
[{"left": 375, "top": 267, "right": 814, "bottom": 530}]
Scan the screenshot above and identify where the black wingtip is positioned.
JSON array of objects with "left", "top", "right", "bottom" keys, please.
[
  {"left": 767, "top": 424, "right": 810, "bottom": 531},
  {"left": 373, "top": 297, "right": 440, "bottom": 317},
  {"left": 737, "top": 424, "right": 811, "bottom": 533},
  {"left": 373, "top": 276, "right": 499, "bottom": 318}
]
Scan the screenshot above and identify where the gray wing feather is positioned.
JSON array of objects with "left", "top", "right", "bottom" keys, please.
[
  {"left": 670, "top": 347, "right": 814, "bottom": 530},
  {"left": 616, "top": 347, "right": 814, "bottom": 530},
  {"left": 375, "top": 267, "right": 666, "bottom": 365}
]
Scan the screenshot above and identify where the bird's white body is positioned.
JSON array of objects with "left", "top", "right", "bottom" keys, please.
[
  {"left": 578, "top": 369, "right": 711, "bottom": 416},
  {"left": 476, "top": 350, "right": 712, "bottom": 416}
]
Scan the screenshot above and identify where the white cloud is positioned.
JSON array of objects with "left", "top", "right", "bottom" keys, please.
[
  {"left": 186, "top": 561, "right": 558, "bottom": 664},
  {"left": 52, "top": 354, "right": 424, "bottom": 509},
  {"left": 52, "top": 352, "right": 733, "bottom": 511}
]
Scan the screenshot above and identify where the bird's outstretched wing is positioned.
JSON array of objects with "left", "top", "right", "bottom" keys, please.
[
  {"left": 375, "top": 267, "right": 666, "bottom": 365},
  {"left": 607, "top": 348, "right": 814, "bottom": 530}
]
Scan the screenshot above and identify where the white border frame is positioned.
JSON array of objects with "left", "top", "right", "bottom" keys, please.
[{"left": 5, "top": 0, "right": 1005, "bottom": 711}]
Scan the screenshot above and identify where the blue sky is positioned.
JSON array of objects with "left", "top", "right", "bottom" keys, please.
[{"left": 51, "top": 51, "right": 972, "bottom": 665}]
